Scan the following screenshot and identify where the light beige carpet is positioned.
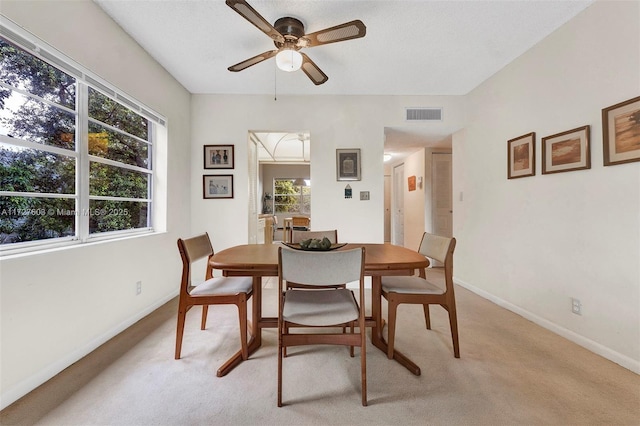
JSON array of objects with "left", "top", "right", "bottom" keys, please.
[{"left": 2, "top": 270, "right": 639, "bottom": 425}]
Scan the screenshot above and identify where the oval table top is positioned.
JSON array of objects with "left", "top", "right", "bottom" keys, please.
[{"left": 210, "top": 242, "right": 429, "bottom": 275}]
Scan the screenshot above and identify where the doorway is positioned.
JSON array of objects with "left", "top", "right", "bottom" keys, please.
[
  {"left": 392, "top": 163, "right": 404, "bottom": 246},
  {"left": 248, "top": 131, "right": 311, "bottom": 244}
]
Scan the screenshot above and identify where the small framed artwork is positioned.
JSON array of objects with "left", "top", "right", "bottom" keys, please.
[
  {"left": 204, "top": 145, "right": 234, "bottom": 169},
  {"left": 602, "top": 96, "right": 640, "bottom": 166},
  {"left": 507, "top": 132, "right": 535, "bottom": 179},
  {"left": 408, "top": 175, "right": 416, "bottom": 191},
  {"left": 203, "top": 175, "right": 233, "bottom": 199},
  {"left": 336, "top": 148, "right": 361, "bottom": 181},
  {"left": 542, "top": 125, "right": 590, "bottom": 175}
]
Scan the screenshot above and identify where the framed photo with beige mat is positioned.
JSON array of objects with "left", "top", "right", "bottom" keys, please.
[
  {"left": 602, "top": 96, "right": 640, "bottom": 166},
  {"left": 204, "top": 145, "right": 234, "bottom": 169},
  {"left": 203, "top": 175, "right": 233, "bottom": 199},
  {"left": 507, "top": 132, "right": 536, "bottom": 179},
  {"left": 542, "top": 126, "right": 590, "bottom": 175}
]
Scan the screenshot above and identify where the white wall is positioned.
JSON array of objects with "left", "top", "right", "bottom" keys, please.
[
  {"left": 190, "top": 95, "right": 466, "bottom": 247},
  {"left": 453, "top": 0, "right": 640, "bottom": 372},
  {"left": 0, "top": 1, "right": 191, "bottom": 408}
]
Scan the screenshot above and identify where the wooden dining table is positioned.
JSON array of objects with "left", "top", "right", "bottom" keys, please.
[{"left": 209, "top": 243, "right": 429, "bottom": 377}]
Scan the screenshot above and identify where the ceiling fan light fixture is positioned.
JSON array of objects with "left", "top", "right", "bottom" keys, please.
[{"left": 276, "top": 48, "right": 303, "bottom": 72}]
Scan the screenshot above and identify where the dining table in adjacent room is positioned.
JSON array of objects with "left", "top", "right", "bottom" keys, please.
[{"left": 209, "top": 242, "right": 429, "bottom": 377}]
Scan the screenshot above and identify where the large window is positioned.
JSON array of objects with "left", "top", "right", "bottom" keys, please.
[
  {"left": 273, "top": 178, "right": 310, "bottom": 214},
  {"left": 0, "top": 27, "right": 164, "bottom": 254}
]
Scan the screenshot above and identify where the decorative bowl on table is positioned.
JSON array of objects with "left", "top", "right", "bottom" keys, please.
[{"left": 283, "top": 238, "right": 347, "bottom": 251}]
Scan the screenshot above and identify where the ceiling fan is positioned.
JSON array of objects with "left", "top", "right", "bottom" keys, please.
[{"left": 226, "top": 0, "right": 366, "bottom": 85}]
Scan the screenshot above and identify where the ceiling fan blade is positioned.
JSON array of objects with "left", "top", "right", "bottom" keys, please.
[
  {"left": 226, "top": 0, "right": 284, "bottom": 44},
  {"left": 298, "top": 20, "right": 366, "bottom": 48},
  {"left": 228, "top": 50, "right": 278, "bottom": 72},
  {"left": 300, "top": 53, "right": 328, "bottom": 85}
]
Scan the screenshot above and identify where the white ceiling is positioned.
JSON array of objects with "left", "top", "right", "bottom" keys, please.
[
  {"left": 94, "top": 0, "right": 594, "bottom": 159},
  {"left": 252, "top": 131, "right": 310, "bottom": 163}
]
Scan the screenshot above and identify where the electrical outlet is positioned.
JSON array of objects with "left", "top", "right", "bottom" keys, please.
[
  {"left": 136, "top": 281, "right": 142, "bottom": 296},
  {"left": 360, "top": 191, "right": 370, "bottom": 200},
  {"left": 571, "top": 297, "right": 581, "bottom": 315}
]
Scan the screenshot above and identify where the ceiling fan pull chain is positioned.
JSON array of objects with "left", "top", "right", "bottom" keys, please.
[{"left": 274, "top": 62, "right": 277, "bottom": 101}]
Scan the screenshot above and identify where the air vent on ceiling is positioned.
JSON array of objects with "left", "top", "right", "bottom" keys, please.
[{"left": 405, "top": 107, "right": 443, "bottom": 122}]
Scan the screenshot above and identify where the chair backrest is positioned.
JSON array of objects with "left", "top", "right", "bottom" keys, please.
[
  {"left": 417, "top": 232, "right": 456, "bottom": 287},
  {"left": 177, "top": 233, "right": 214, "bottom": 293},
  {"left": 279, "top": 247, "right": 364, "bottom": 288},
  {"left": 418, "top": 232, "right": 454, "bottom": 263},
  {"left": 291, "top": 216, "right": 310, "bottom": 227},
  {"left": 291, "top": 229, "right": 338, "bottom": 244}
]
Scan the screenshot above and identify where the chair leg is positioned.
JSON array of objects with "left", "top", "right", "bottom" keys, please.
[
  {"left": 278, "top": 331, "right": 283, "bottom": 407},
  {"left": 238, "top": 296, "right": 248, "bottom": 360},
  {"left": 175, "top": 305, "right": 188, "bottom": 359},
  {"left": 386, "top": 297, "right": 398, "bottom": 360},
  {"left": 283, "top": 324, "right": 289, "bottom": 357},
  {"left": 201, "top": 305, "right": 209, "bottom": 330},
  {"left": 423, "top": 304, "right": 431, "bottom": 329},
  {"left": 361, "top": 328, "right": 367, "bottom": 406},
  {"left": 447, "top": 303, "right": 460, "bottom": 358},
  {"left": 349, "top": 322, "right": 354, "bottom": 357}
]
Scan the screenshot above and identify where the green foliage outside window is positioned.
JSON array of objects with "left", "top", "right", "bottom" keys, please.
[
  {"left": 0, "top": 37, "right": 153, "bottom": 245},
  {"left": 274, "top": 179, "right": 310, "bottom": 214}
]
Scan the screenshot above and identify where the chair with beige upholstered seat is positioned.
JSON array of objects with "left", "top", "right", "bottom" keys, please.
[
  {"left": 277, "top": 246, "right": 367, "bottom": 407},
  {"left": 381, "top": 232, "right": 459, "bottom": 359},
  {"left": 175, "top": 233, "right": 253, "bottom": 360},
  {"left": 285, "top": 229, "right": 345, "bottom": 357}
]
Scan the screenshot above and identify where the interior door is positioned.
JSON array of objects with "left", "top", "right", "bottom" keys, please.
[
  {"left": 384, "top": 174, "right": 391, "bottom": 242},
  {"left": 432, "top": 153, "right": 453, "bottom": 238},
  {"left": 393, "top": 163, "right": 404, "bottom": 246}
]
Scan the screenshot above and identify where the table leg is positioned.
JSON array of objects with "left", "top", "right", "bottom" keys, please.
[
  {"left": 370, "top": 275, "right": 421, "bottom": 376},
  {"left": 216, "top": 275, "right": 263, "bottom": 377}
]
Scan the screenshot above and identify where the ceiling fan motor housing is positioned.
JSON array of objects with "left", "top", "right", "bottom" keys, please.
[{"left": 274, "top": 17, "right": 305, "bottom": 47}]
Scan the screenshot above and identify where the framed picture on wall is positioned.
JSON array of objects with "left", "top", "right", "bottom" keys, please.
[
  {"left": 602, "top": 95, "right": 640, "bottom": 166},
  {"left": 204, "top": 145, "right": 234, "bottom": 169},
  {"left": 507, "top": 132, "right": 536, "bottom": 179},
  {"left": 542, "top": 125, "right": 590, "bottom": 175},
  {"left": 203, "top": 175, "right": 234, "bottom": 199},
  {"left": 336, "top": 148, "right": 361, "bottom": 181}
]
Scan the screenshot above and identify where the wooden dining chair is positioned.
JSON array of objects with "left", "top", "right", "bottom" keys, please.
[
  {"left": 175, "top": 233, "right": 253, "bottom": 360},
  {"left": 288, "top": 216, "right": 310, "bottom": 242},
  {"left": 380, "top": 232, "right": 459, "bottom": 359},
  {"left": 277, "top": 246, "right": 367, "bottom": 407},
  {"left": 286, "top": 229, "right": 346, "bottom": 356}
]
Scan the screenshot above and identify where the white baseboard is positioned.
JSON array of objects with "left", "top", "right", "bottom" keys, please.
[
  {"left": 0, "top": 290, "right": 178, "bottom": 410},
  {"left": 454, "top": 277, "right": 640, "bottom": 375}
]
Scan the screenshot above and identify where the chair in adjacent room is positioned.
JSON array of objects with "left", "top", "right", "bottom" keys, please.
[
  {"left": 175, "top": 233, "right": 254, "bottom": 360},
  {"left": 277, "top": 246, "right": 367, "bottom": 407},
  {"left": 380, "top": 232, "right": 459, "bottom": 359},
  {"left": 288, "top": 216, "right": 310, "bottom": 242}
]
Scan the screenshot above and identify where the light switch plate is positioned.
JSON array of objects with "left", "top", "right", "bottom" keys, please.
[{"left": 360, "top": 191, "right": 370, "bottom": 200}]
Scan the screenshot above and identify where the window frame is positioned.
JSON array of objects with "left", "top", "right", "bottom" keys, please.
[{"left": 0, "top": 19, "right": 166, "bottom": 256}]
